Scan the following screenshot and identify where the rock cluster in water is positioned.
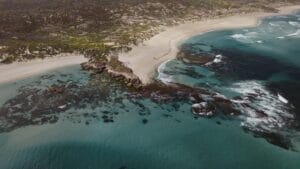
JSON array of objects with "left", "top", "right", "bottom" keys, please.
[
  {"left": 81, "top": 57, "right": 143, "bottom": 89},
  {"left": 177, "top": 50, "right": 216, "bottom": 65},
  {"left": 0, "top": 72, "right": 126, "bottom": 132}
]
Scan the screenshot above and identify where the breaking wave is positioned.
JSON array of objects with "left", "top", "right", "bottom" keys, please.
[
  {"left": 205, "top": 54, "right": 223, "bottom": 66},
  {"left": 157, "top": 60, "right": 173, "bottom": 84},
  {"left": 288, "top": 21, "right": 300, "bottom": 27},
  {"left": 229, "top": 81, "right": 294, "bottom": 133},
  {"left": 230, "top": 32, "right": 258, "bottom": 43},
  {"left": 269, "top": 22, "right": 281, "bottom": 27},
  {"left": 287, "top": 29, "right": 300, "bottom": 37}
]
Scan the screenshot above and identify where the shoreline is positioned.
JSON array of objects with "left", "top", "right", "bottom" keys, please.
[
  {"left": 0, "top": 5, "right": 299, "bottom": 86},
  {"left": 0, "top": 54, "right": 87, "bottom": 84},
  {"left": 118, "top": 5, "right": 300, "bottom": 84}
]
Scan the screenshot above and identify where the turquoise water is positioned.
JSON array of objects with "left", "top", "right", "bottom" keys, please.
[{"left": 0, "top": 12, "right": 300, "bottom": 169}]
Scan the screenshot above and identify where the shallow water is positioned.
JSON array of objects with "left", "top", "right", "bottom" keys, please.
[
  {"left": 0, "top": 12, "right": 300, "bottom": 169},
  {"left": 0, "top": 66, "right": 299, "bottom": 169}
]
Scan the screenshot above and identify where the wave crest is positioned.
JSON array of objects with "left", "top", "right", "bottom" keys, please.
[
  {"left": 229, "top": 81, "right": 295, "bottom": 133},
  {"left": 157, "top": 60, "right": 173, "bottom": 84}
]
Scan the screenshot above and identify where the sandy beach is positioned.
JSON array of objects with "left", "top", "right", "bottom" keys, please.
[
  {"left": 118, "top": 5, "right": 300, "bottom": 84},
  {"left": 0, "top": 54, "right": 87, "bottom": 84},
  {"left": 0, "top": 5, "right": 299, "bottom": 85}
]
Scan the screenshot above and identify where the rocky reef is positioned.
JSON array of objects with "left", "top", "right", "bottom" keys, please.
[{"left": 0, "top": 71, "right": 296, "bottom": 149}]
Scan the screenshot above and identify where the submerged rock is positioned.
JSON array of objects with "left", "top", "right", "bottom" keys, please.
[
  {"left": 48, "top": 84, "right": 65, "bottom": 94},
  {"left": 190, "top": 93, "right": 205, "bottom": 103},
  {"left": 212, "top": 93, "right": 240, "bottom": 115},
  {"left": 178, "top": 50, "right": 215, "bottom": 65},
  {"left": 142, "top": 119, "right": 148, "bottom": 124}
]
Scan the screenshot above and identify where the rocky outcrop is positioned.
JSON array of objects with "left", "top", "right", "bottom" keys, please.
[
  {"left": 128, "top": 81, "right": 240, "bottom": 118},
  {"left": 106, "top": 65, "right": 143, "bottom": 89},
  {"left": 192, "top": 102, "right": 215, "bottom": 117},
  {"left": 81, "top": 56, "right": 143, "bottom": 89},
  {"left": 48, "top": 84, "right": 65, "bottom": 94},
  {"left": 81, "top": 62, "right": 106, "bottom": 73},
  {"left": 178, "top": 51, "right": 216, "bottom": 65}
]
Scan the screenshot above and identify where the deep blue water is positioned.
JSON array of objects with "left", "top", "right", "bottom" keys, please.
[{"left": 0, "top": 12, "right": 300, "bottom": 169}]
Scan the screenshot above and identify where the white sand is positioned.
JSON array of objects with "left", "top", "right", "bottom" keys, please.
[
  {"left": 0, "top": 53, "right": 87, "bottom": 84},
  {"left": 119, "top": 5, "right": 300, "bottom": 84}
]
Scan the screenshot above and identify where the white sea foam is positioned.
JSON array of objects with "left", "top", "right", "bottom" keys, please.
[
  {"left": 269, "top": 22, "right": 280, "bottom": 27},
  {"left": 231, "top": 34, "right": 247, "bottom": 39},
  {"left": 278, "top": 93, "right": 289, "bottom": 104},
  {"left": 256, "top": 40, "right": 263, "bottom": 44},
  {"left": 157, "top": 60, "right": 173, "bottom": 84},
  {"left": 245, "top": 32, "right": 258, "bottom": 38},
  {"left": 229, "top": 81, "right": 294, "bottom": 133},
  {"left": 205, "top": 54, "right": 223, "bottom": 66},
  {"left": 288, "top": 21, "right": 300, "bottom": 27},
  {"left": 213, "top": 54, "right": 223, "bottom": 63},
  {"left": 287, "top": 29, "right": 300, "bottom": 37},
  {"left": 277, "top": 36, "right": 285, "bottom": 39},
  {"left": 230, "top": 32, "right": 257, "bottom": 43}
]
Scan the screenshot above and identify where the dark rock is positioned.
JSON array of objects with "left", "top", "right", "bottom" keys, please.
[
  {"left": 48, "top": 84, "right": 65, "bottom": 94},
  {"left": 162, "top": 114, "right": 172, "bottom": 118},
  {"left": 255, "top": 110, "right": 268, "bottom": 118},
  {"left": 254, "top": 131, "right": 294, "bottom": 150},
  {"left": 175, "top": 119, "right": 182, "bottom": 123},
  {"left": 191, "top": 102, "right": 215, "bottom": 117},
  {"left": 81, "top": 62, "right": 106, "bottom": 73},
  {"left": 215, "top": 101, "right": 239, "bottom": 115},
  {"left": 103, "top": 119, "right": 111, "bottom": 123},
  {"left": 102, "top": 115, "right": 109, "bottom": 119},
  {"left": 178, "top": 51, "right": 215, "bottom": 65},
  {"left": 142, "top": 119, "right": 148, "bottom": 124},
  {"left": 190, "top": 93, "right": 204, "bottom": 103},
  {"left": 212, "top": 93, "right": 230, "bottom": 103},
  {"left": 102, "top": 111, "right": 110, "bottom": 114}
]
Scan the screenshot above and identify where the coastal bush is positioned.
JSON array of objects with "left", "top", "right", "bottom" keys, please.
[{"left": 0, "top": 0, "right": 297, "bottom": 63}]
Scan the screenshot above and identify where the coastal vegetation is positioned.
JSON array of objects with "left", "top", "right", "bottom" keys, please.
[{"left": 0, "top": 0, "right": 298, "bottom": 64}]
